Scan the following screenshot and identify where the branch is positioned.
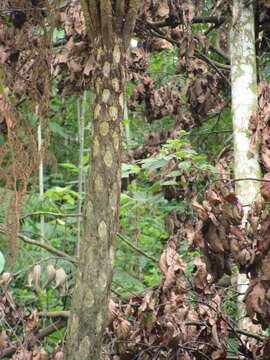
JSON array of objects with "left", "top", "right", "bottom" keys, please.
[
  {"left": 145, "top": 23, "right": 230, "bottom": 82},
  {"left": 13, "top": 257, "right": 63, "bottom": 277},
  {"left": 21, "top": 211, "right": 82, "bottom": 219},
  {"left": 184, "top": 321, "right": 264, "bottom": 341},
  {"left": 0, "top": 226, "right": 77, "bottom": 263},
  {"left": 194, "top": 50, "right": 231, "bottom": 86},
  {"left": 149, "top": 16, "right": 226, "bottom": 28},
  {"left": 208, "top": 44, "right": 230, "bottom": 63},
  {"left": 81, "top": 0, "right": 97, "bottom": 36},
  {"left": 0, "top": 319, "right": 66, "bottom": 359},
  {"left": 123, "top": 0, "right": 142, "bottom": 49},
  {"left": 231, "top": 177, "right": 270, "bottom": 184},
  {"left": 115, "top": 0, "right": 125, "bottom": 32},
  {"left": 18, "top": 233, "right": 77, "bottom": 263},
  {"left": 37, "top": 310, "right": 70, "bottom": 318},
  {"left": 100, "top": 0, "right": 113, "bottom": 46},
  {"left": 117, "top": 233, "right": 157, "bottom": 263}
]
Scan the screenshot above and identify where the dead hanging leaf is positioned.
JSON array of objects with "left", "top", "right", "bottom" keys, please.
[
  {"left": 0, "top": 330, "right": 8, "bottom": 350},
  {"left": 1, "top": 272, "right": 12, "bottom": 288},
  {"left": 192, "top": 257, "right": 211, "bottom": 293},
  {"left": 262, "top": 146, "right": 270, "bottom": 171},
  {"left": 211, "top": 349, "right": 227, "bottom": 359},
  {"left": 33, "top": 265, "right": 41, "bottom": 291},
  {"left": 44, "top": 264, "right": 56, "bottom": 288},
  {"left": 33, "top": 348, "right": 48, "bottom": 360},
  {"left": 191, "top": 199, "right": 208, "bottom": 221},
  {"left": 245, "top": 280, "right": 267, "bottom": 322},
  {"left": 261, "top": 173, "right": 270, "bottom": 201},
  {"left": 55, "top": 268, "right": 67, "bottom": 288},
  {"left": 55, "top": 268, "right": 68, "bottom": 296},
  {"left": 27, "top": 271, "right": 34, "bottom": 288},
  {"left": 116, "top": 319, "right": 132, "bottom": 339},
  {"left": 182, "top": 2, "right": 195, "bottom": 25},
  {"left": 223, "top": 192, "right": 238, "bottom": 203},
  {"left": 53, "top": 351, "right": 64, "bottom": 360},
  {"left": 13, "top": 348, "right": 32, "bottom": 360},
  {"left": 108, "top": 298, "right": 118, "bottom": 325},
  {"left": 25, "top": 311, "right": 39, "bottom": 335}
]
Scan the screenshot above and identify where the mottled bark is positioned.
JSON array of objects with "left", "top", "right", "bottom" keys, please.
[
  {"left": 64, "top": 1, "right": 141, "bottom": 359},
  {"left": 230, "top": 0, "right": 261, "bottom": 330},
  {"left": 64, "top": 38, "right": 124, "bottom": 360}
]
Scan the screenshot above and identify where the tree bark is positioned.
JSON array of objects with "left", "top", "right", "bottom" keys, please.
[
  {"left": 230, "top": 0, "right": 261, "bottom": 330},
  {"left": 64, "top": 1, "right": 141, "bottom": 359}
]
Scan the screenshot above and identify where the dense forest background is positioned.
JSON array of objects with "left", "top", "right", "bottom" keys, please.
[{"left": 1, "top": 0, "right": 270, "bottom": 359}]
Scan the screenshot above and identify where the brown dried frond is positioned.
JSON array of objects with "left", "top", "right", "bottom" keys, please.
[{"left": 0, "top": 0, "right": 57, "bottom": 267}]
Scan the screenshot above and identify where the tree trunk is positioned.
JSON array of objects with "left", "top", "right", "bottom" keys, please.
[
  {"left": 230, "top": 0, "right": 261, "bottom": 330},
  {"left": 64, "top": 1, "right": 140, "bottom": 359}
]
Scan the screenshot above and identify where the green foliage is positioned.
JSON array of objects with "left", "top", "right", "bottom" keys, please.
[{"left": 0, "top": 250, "right": 5, "bottom": 273}]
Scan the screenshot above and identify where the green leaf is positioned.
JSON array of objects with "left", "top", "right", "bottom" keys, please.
[
  {"left": 141, "top": 158, "right": 169, "bottom": 170},
  {"left": 178, "top": 161, "right": 192, "bottom": 170},
  {"left": 0, "top": 251, "right": 5, "bottom": 273},
  {"left": 50, "top": 121, "right": 68, "bottom": 139},
  {"left": 60, "top": 163, "right": 78, "bottom": 172},
  {"left": 161, "top": 180, "right": 178, "bottom": 185}
]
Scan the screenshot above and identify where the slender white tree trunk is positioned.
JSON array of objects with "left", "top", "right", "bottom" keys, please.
[
  {"left": 37, "top": 105, "right": 45, "bottom": 242},
  {"left": 76, "top": 92, "right": 86, "bottom": 256},
  {"left": 230, "top": 0, "right": 261, "bottom": 330}
]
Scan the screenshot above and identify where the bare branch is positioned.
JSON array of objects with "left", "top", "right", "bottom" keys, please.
[
  {"left": 0, "top": 226, "right": 77, "bottom": 263},
  {"left": 38, "top": 310, "right": 70, "bottom": 318},
  {"left": 117, "top": 233, "right": 157, "bottom": 263},
  {"left": 100, "top": 0, "right": 113, "bottom": 46},
  {"left": 115, "top": 0, "right": 125, "bottom": 32},
  {"left": 21, "top": 211, "right": 82, "bottom": 219},
  {"left": 149, "top": 16, "right": 226, "bottom": 28},
  {"left": 0, "top": 320, "right": 66, "bottom": 359},
  {"left": 123, "top": 0, "right": 142, "bottom": 49}
]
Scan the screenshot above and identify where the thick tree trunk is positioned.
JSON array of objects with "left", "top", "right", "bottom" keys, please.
[
  {"left": 230, "top": 0, "right": 261, "bottom": 330},
  {"left": 64, "top": 38, "right": 125, "bottom": 360}
]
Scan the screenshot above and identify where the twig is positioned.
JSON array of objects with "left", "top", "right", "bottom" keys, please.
[
  {"left": 235, "top": 328, "right": 264, "bottom": 341},
  {"left": 117, "top": 233, "right": 157, "bottom": 263},
  {"left": 145, "top": 24, "right": 230, "bottom": 85},
  {"left": 0, "top": 226, "right": 77, "bottom": 263},
  {"left": 37, "top": 310, "right": 70, "bottom": 318},
  {"left": 21, "top": 211, "right": 82, "bottom": 219},
  {"left": 184, "top": 321, "right": 264, "bottom": 341},
  {"left": 12, "top": 257, "right": 63, "bottom": 277},
  {"left": 231, "top": 177, "right": 270, "bottom": 184},
  {"left": 0, "top": 319, "right": 66, "bottom": 359},
  {"left": 0, "top": 2, "right": 72, "bottom": 13},
  {"left": 185, "top": 129, "right": 233, "bottom": 137},
  {"left": 194, "top": 50, "right": 231, "bottom": 86},
  {"left": 148, "top": 16, "right": 226, "bottom": 28}
]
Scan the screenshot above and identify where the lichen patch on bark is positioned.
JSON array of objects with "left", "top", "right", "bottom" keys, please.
[
  {"left": 78, "top": 336, "right": 90, "bottom": 357},
  {"left": 98, "top": 221, "right": 107, "bottom": 241},
  {"left": 102, "top": 89, "right": 110, "bottom": 103},
  {"left": 95, "top": 175, "right": 103, "bottom": 193},
  {"left": 99, "top": 122, "right": 109, "bottom": 136},
  {"left": 113, "top": 131, "right": 119, "bottom": 150},
  {"left": 109, "top": 106, "right": 118, "bottom": 121},
  {"left": 103, "top": 62, "right": 111, "bottom": 77},
  {"left": 83, "top": 289, "right": 94, "bottom": 308},
  {"left": 96, "top": 311, "right": 103, "bottom": 333},
  {"left": 113, "top": 44, "right": 121, "bottom": 64},
  {"left": 98, "top": 270, "right": 108, "bottom": 290},
  {"left": 93, "top": 137, "right": 99, "bottom": 157},
  {"left": 119, "top": 93, "right": 124, "bottom": 109},
  {"left": 95, "top": 78, "right": 102, "bottom": 94},
  {"left": 94, "top": 104, "right": 101, "bottom": 119},
  {"left": 112, "top": 78, "right": 120, "bottom": 92},
  {"left": 97, "top": 48, "right": 102, "bottom": 61}
]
